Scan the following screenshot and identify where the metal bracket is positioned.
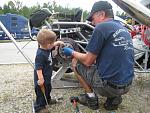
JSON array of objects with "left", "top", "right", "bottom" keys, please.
[
  {"left": 60, "top": 27, "right": 81, "bottom": 34},
  {"left": 51, "top": 65, "right": 80, "bottom": 88}
]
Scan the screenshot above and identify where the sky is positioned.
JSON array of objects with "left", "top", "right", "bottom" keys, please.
[
  {"left": 0, "top": 0, "right": 142, "bottom": 13},
  {"left": 0, "top": 0, "right": 123, "bottom": 12}
]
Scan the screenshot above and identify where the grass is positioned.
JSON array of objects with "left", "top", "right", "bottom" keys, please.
[{"left": 0, "top": 64, "right": 150, "bottom": 113}]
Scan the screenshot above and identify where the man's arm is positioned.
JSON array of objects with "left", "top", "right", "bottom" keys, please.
[{"left": 72, "top": 51, "right": 97, "bottom": 67}]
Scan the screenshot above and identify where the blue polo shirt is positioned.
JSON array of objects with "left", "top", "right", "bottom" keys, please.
[
  {"left": 86, "top": 19, "right": 134, "bottom": 85},
  {"left": 34, "top": 48, "right": 53, "bottom": 85}
]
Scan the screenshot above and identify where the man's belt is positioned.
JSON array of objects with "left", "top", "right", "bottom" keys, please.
[{"left": 106, "top": 81, "right": 132, "bottom": 89}]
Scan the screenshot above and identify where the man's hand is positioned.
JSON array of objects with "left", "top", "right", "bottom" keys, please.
[{"left": 62, "top": 47, "right": 74, "bottom": 56}]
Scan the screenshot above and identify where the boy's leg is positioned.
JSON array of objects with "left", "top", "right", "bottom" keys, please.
[
  {"left": 45, "top": 84, "right": 57, "bottom": 104},
  {"left": 45, "top": 83, "right": 51, "bottom": 103},
  {"left": 34, "top": 85, "right": 46, "bottom": 112}
]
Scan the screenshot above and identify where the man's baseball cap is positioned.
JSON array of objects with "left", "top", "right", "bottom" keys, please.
[{"left": 87, "top": 1, "right": 112, "bottom": 21}]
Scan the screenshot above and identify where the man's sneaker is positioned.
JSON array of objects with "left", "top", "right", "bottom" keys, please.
[
  {"left": 48, "top": 98, "right": 57, "bottom": 105},
  {"left": 78, "top": 93, "right": 99, "bottom": 110},
  {"left": 104, "top": 96, "right": 122, "bottom": 110},
  {"left": 104, "top": 103, "right": 119, "bottom": 110}
]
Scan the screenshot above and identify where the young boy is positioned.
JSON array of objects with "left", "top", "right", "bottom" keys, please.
[{"left": 34, "top": 29, "right": 63, "bottom": 112}]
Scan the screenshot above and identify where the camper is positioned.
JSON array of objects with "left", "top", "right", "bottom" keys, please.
[{"left": 0, "top": 13, "right": 38, "bottom": 40}]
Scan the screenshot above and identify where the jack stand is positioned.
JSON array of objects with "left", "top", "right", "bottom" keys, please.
[{"left": 51, "top": 65, "right": 80, "bottom": 88}]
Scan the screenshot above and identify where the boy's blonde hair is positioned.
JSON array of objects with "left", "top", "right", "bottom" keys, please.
[{"left": 37, "top": 29, "right": 56, "bottom": 46}]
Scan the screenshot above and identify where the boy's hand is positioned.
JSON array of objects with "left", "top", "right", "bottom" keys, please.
[
  {"left": 54, "top": 41, "right": 64, "bottom": 46},
  {"left": 37, "top": 78, "right": 44, "bottom": 86},
  {"left": 62, "top": 47, "right": 74, "bottom": 56}
]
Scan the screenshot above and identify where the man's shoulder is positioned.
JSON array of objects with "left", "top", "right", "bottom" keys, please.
[
  {"left": 96, "top": 20, "right": 123, "bottom": 32},
  {"left": 99, "top": 19, "right": 118, "bottom": 25}
]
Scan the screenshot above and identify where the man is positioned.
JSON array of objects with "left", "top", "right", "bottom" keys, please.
[{"left": 63, "top": 1, "right": 134, "bottom": 110}]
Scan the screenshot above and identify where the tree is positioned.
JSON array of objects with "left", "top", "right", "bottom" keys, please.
[
  {"left": 20, "top": 6, "right": 30, "bottom": 17},
  {"left": 14, "top": 0, "right": 23, "bottom": 12},
  {"left": 3, "top": 4, "right": 10, "bottom": 14},
  {"left": 7, "top": 1, "right": 17, "bottom": 13},
  {"left": 1, "top": 1, "right": 89, "bottom": 21}
]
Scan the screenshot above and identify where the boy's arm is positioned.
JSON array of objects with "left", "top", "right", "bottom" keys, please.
[{"left": 37, "top": 69, "right": 44, "bottom": 86}]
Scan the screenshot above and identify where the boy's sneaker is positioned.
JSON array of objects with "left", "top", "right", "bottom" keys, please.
[
  {"left": 78, "top": 93, "right": 99, "bottom": 110},
  {"left": 104, "top": 96, "right": 122, "bottom": 110},
  {"left": 34, "top": 102, "right": 45, "bottom": 113},
  {"left": 35, "top": 107, "right": 49, "bottom": 113}
]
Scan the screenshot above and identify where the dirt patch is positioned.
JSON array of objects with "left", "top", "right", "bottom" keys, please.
[{"left": 0, "top": 64, "right": 150, "bottom": 113}]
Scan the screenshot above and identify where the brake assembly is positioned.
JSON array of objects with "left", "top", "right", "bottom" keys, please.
[{"left": 52, "top": 38, "right": 80, "bottom": 71}]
